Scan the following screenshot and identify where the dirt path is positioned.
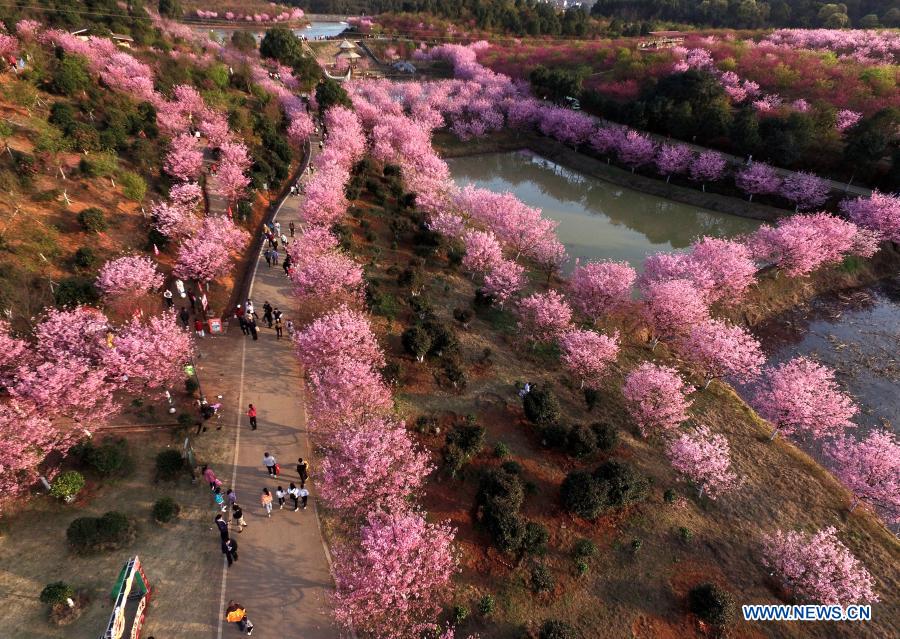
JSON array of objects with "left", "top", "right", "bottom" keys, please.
[{"left": 215, "top": 154, "right": 338, "bottom": 639}]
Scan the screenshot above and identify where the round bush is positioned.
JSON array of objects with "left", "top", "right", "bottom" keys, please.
[
  {"left": 40, "top": 581, "right": 74, "bottom": 605},
  {"left": 77, "top": 207, "right": 106, "bottom": 233},
  {"left": 66, "top": 511, "right": 134, "bottom": 553},
  {"left": 594, "top": 461, "right": 649, "bottom": 510},
  {"left": 566, "top": 424, "right": 598, "bottom": 458},
  {"left": 85, "top": 439, "right": 130, "bottom": 477},
  {"left": 73, "top": 247, "right": 97, "bottom": 269},
  {"left": 523, "top": 387, "right": 561, "bottom": 426},
  {"left": 452, "top": 604, "right": 469, "bottom": 625},
  {"left": 540, "top": 619, "right": 577, "bottom": 639},
  {"left": 478, "top": 594, "right": 495, "bottom": 616},
  {"left": 50, "top": 471, "right": 85, "bottom": 500},
  {"left": 522, "top": 521, "right": 549, "bottom": 556},
  {"left": 572, "top": 538, "right": 598, "bottom": 560},
  {"left": 531, "top": 564, "right": 555, "bottom": 593},
  {"left": 541, "top": 422, "right": 571, "bottom": 449},
  {"left": 152, "top": 497, "right": 180, "bottom": 523},
  {"left": 560, "top": 470, "right": 605, "bottom": 520},
  {"left": 688, "top": 583, "right": 736, "bottom": 626},
  {"left": 401, "top": 326, "right": 432, "bottom": 361},
  {"left": 591, "top": 422, "right": 619, "bottom": 452},
  {"left": 55, "top": 277, "right": 99, "bottom": 307},
  {"left": 155, "top": 450, "right": 184, "bottom": 481}
]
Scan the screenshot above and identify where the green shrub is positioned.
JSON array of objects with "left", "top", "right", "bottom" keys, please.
[
  {"left": 583, "top": 387, "right": 600, "bottom": 411},
  {"left": 576, "top": 560, "right": 589, "bottom": 576},
  {"left": 152, "top": 497, "right": 181, "bottom": 523},
  {"left": 77, "top": 207, "right": 106, "bottom": 233},
  {"left": 493, "top": 441, "right": 510, "bottom": 458},
  {"left": 231, "top": 30, "right": 256, "bottom": 52},
  {"left": 560, "top": 470, "right": 604, "bottom": 519},
  {"left": 422, "top": 320, "right": 458, "bottom": 358},
  {"left": 452, "top": 604, "right": 469, "bottom": 625},
  {"left": 476, "top": 468, "right": 526, "bottom": 551},
  {"left": 595, "top": 461, "right": 649, "bottom": 510},
  {"left": 55, "top": 277, "right": 99, "bottom": 306},
  {"left": 67, "top": 511, "right": 133, "bottom": 553},
  {"left": 72, "top": 438, "right": 131, "bottom": 477},
  {"left": 591, "top": 422, "right": 619, "bottom": 452},
  {"left": 539, "top": 619, "right": 577, "bottom": 639},
  {"left": 688, "top": 583, "right": 736, "bottom": 626},
  {"left": 630, "top": 537, "right": 643, "bottom": 554},
  {"left": 567, "top": 424, "right": 599, "bottom": 458},
  {"left": 523, "top": 387, "right": 561, "bottom": 426},
  {"left": 40, "top": 581, "right": 74, "bottom": 605},
  {"left": 50, "top": 471, "right": 85, "bottom": 500},
  {"left": 120, "top": 171, "right": 146, "bottom": 202},
  {"left": 478, "top": 594, "right": 495, "bottom": 616},
  {"left": 572, "top": 538, "right": 597, "bottom": 560},
  {"left": 678, "top": 526, "right": 694, "bottom": 543},
  {"left": 50, "top": 55, "right": 90, "bottom": 95},
  {"left": 444, "top": 422, "right": 485, "bottom": 475},
  {"left": 185, "top": 378, "right": 199, "bottom": 394},
  {"left": 155, "top": 450, "right": 184, "bottom": 481},
  {"left": 523, "top": 521, "right": 549, "bottom": 556},
  {"left": 401, "top": 326, "right": 432, "bottom": 362},
  {"left": 177, "top": 413, "right": 195, "bottom": 429},
  {"left": 73, "top": 247, "right": 97, "bottom": 269},
  {"left": 48, "top": 102, "right": 78, "bottom": 134},
  {"left": 664, "top": 488, "right": 677, "bottom": 504},
  {"left": 531, "top": 564, "right": 554, "bottom": 593},
  {"left": 541, "top": 422, "right": 571, "bottom": 449}
]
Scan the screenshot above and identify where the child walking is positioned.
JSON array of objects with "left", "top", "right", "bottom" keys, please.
[
  {"left": 275, "top": 486, "right": 286, "bottom": 510},
  {"left": 260, "top": 488, "right": 273, "bottom": 518},
  {"left": 232, "top": 503, "right": 247, "bottom": 532},
  {"left": 288, "top": 483, "right": 300, "bottom": 511}
]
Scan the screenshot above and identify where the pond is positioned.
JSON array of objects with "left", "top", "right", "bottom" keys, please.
[
  {"left": 752, "top": 278, "right": 900, "bottom": 437},
  {"left": 447, "top": 150, "right": 760, "bottom": 273}
]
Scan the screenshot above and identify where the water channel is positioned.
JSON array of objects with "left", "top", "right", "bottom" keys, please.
[
  {"left": 447, "top": 150, "right": 761, "bottom": 273},
  {"left": 448, "top": 149, "right": 899, "bottom": 438},
  {"left": 198, "top": 21, "right": 348, "bottom": 43}
]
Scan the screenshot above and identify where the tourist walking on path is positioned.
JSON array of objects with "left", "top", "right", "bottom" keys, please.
[
  {"left": 188, "top": 291, "right": 197, "bottom": 313},
  {"left": 231, "top": 503, "right": 246, "bottom": 532},
  {"left": 288, "top": 483, "right": 300, "bottom": 511},
  {"left": 285, "top": 319, "right": 295, "bottom": 338},
  {"left": 222, "top": 537, "right": 239, "bottom": 566},
  {"left": 202, "top": 465, "right": 218, "bottom": 489},
  {"left": 225, "top": 601, "right": 254, "bottom": 635},
  {"left": 214, "top": 486, "right": 226, "bottom": 512},
  {"left": 226, "top": 489, "right": 237, "bottom": 508},
  {"left": 275, "top": 486, "right": 286, "bottom": 510},
  {"left": 247, "top": 404, "right": 257, "bottom": 430},
  {"left": 263, "top": 452, "right": 277, "bottom": 476},
  {"left": 214, "top": 514, "right": 229, "bottom": 541},
  {"left": 296, "top": 458, "right": 309, "bottom": 488},
  {"left": 289, "top": 221, "right": 295, "bottom": 237},
  {"left": 263, "top": 302, "right": 273, "bottom": 328},
  {"left": 194, "top": 319, "right": 205, "bottom": 338},
  {"left": 264, "top": 250, "right": 272, "bottom": 268},
  {"left": 163, "top": 289, "right": 173, "bottom": 309},
  {"left": 274, "top": 316, "right": 283, "bottom": 339},
  {"left": 299, "top": 486, "right": 309, "bottom": 510},
  {"left": 260, "top": 488, "right": 273, "bottom": 518},
  {"left": 248, "top": 318, "right": 258, "bottom": 341},
  {"left": 179, "top": 307, "right": 190, "bottom": 328}
]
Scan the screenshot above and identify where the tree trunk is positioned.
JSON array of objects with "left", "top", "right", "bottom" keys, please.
[
  {"left": 701, "top": 183, "right": 706, "bottom": 192},
  {"left": 769, "top": 426, "right": 780, "bottom": 441},
  {"left": 666, "top": 175, "right": 671, "bottom": 183},
  {"left": 704, "top": 377, "right": 713, "bottom": 390},
  {"left": 698, "top": 486, "right": 705, "bottom": 500},
  {"left": 748, "top": 193, "right": 754, "bottom": 202}
]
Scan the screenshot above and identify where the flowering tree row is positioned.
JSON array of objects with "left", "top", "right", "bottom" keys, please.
[
  {"left": 288, "top": 107, "right": 459, "bottom": 639},
  {"left": 193, "top": 8, "right": 305, "bottom": 23}
]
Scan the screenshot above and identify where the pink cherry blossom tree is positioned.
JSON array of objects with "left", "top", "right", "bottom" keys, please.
[
  {"left": 482, "top": 259, "right": 525, "bottom": 306},
  {"left": 174, "top": 217, "right": 249, "bottom": 285},
  {"left": 734, "top": 162, "right": 782, "bottom": 201},
  {"left": 780, "top": 171, "right": 830, "bottom": 211},
  {"left": 96, "top": 255, "right": 163, "bottom": 300},
  {"left": 752, "top": 357, "right": 857, "bottom": 441},
  {"left": 462, "top": 229, "right": 503, "bottom": 276},
  {"left": 617, "top": 130, "right": 656, "bottom": 172},
  {"left": 678, "top": 319, "right": 765, "bottom": 387},
  {"left": 569, "top": 260, "right": 636, "bottom": 322},
  {"left": 655, "top": 144, "right": 693, "bottom": 182},
  {"left": 825, "top": 431, "right": 899, "bottom": 525},
  {"left": 319, "top": 416, "right": 433, "bottom": 513},
  {"left": 290, "top": 251, "right": 365, "bottom": 306},
  {"left": 332, "top": 510, "right": 457, "bottom": 639},
  {"left": 294, "top": 305, "right": 384, "bottom": 374},
  {"left": 151, "top": 201, "right": 199, "bottom": 238},
  {"left": 841, "top": 191, "right": 900, "bottom": 244},
  {"left": 666, "top": 425, "right": 740, "bottom": 499},
  {"left": 305, "top": 359, "right": 394, "bottom": 435},
  {"left": 688, "top": 237, "right": 758, "bottom": 305},
  {"left": 761, "top": 527, "right": 878, "bottom": 605},
  {"left": 689, "top": 151, "right": 727, "bottom": 192},
  {"left": 516, "top": 290, "right": 573, "bottom": 344},
  {"left": 164, "top": 133, "right": 204, "bottom": 182},
  {"left": 169, "top": 182, "right": 203, "bottom": 209},
  {"left": 639, "top": 278, "right": 709, "bottom": 347},
  {"left": 106, "top": 312, "right": 193, "bottom": 392},
  {"left": 559, "top": 329, "right": 619, "bottom": 389},
  {"left": 622, "top": 363, "right": 693, "bottom": 437},
  {"left": 287, "top": 112, "right": 315, "bottom": 147}
]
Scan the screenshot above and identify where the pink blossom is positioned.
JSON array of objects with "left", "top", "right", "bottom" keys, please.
[
  {"left": 290, "top": 251, "right": 365, "bottom": 305},
  {"left": 332, "top": 510, "right": 457, "bottom": 639},
  {"left": 559, "top": 329, "right": 619, "bottom": 389},
  {"left": 835, "top": 109, "right": 862, "bottom": 133},
  {"left": 761, "top": 527, "right": 878, "bottom": 605},
  {"left": 516, "top": 290, "right": 573, "bottom": 343},
  {"left": 841, "top": 191, "right": 900, "bottom": 243},
  {"left": 616, "top": 130, "right": 656, "bottom": 171},
  {"left": 482, "top": 259, "right": 525, "bottom": 305},
  {"left": 106, "top": 312, "right": 193, "bottom": 391},
  {"left": 622, "top": 363, "right": 693, "bottom": 437},
  {"left": 689, "top": 151, "right": 727, "bottom": 191},
  {"left": 779, "top": 171, "right": 829, "bottom": 211},
  {"left": 655, "top": 144, "right": 693, "bottom": 181},
  {"left": 735, "top": 163, "right": 782, "bottom": 201},
  {"left": 462, "top": 229, "right": 503, "bottom": 275},
  {"left": 569, "top": 260, "right": 636, "bottom": 321},
  {"left": 639, "top": 278, "right": 709, "bottom": 343},
  {"left": 294, "top": 305, "right": 385, "bottom": 374},
  {"left": 678, "top": 319, "right": 765, "bottom": 386},
  {"left": 164, "top": 134, "right": 204, "bottom": 182},
  {"left": 96, "top": 255, "right": 163, "bottom": 299},
  {"left": 666, "top": 425, "right": 739, "bottom": 499},
  {"left": 752, "top": 357, "right": 857, "bottom": 441},
  {"left": 689, "top": 236, "right": 757, "bottom": 304},
  {"left": 826, "top": 431, "right": 900, "bottom": 525},
  {"left": 174, "top": 217, "right": 249, "bottom": 284}
]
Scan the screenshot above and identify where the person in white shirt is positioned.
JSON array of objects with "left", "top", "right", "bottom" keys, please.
[
  {"left": 299, "top": 487, "right": 309, "bottom": 510},
  {"left": 262, "top": 452, "right": 277, "bottom": 476}
]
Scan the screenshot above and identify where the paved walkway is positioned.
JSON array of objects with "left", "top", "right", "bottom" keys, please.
[{"left": 216, "top": 160, "right": 338, "bottom": 638}]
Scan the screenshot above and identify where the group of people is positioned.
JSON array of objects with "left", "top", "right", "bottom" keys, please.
[{"left": 260, "top": 453, "right": 311, "bottom": 514}]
